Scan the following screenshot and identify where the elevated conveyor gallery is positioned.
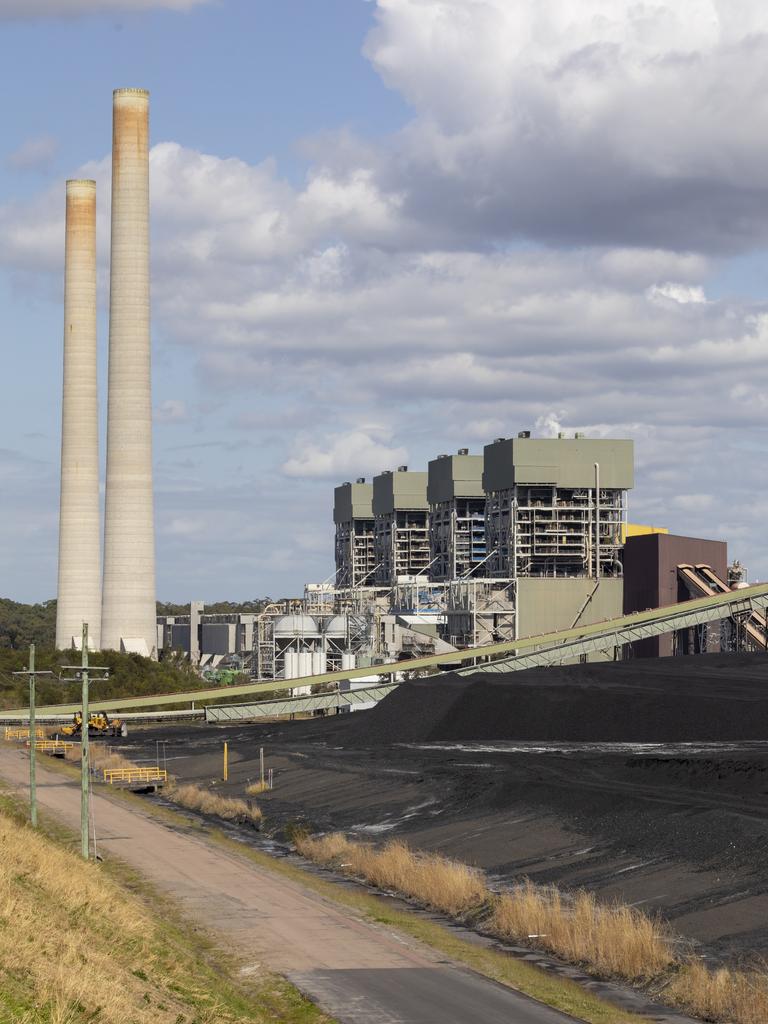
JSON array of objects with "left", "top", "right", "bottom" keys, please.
[
  {"left": 4, "top": 582, "right": 768, "bottom": 721},
  {"left": 678, "top": 564, "right": 768, "bottom": 650}
]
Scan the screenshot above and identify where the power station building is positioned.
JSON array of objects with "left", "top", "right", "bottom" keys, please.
[
  {"left": 428, "top": 451, "right": 486, "bottom": 581},
  {"left": 372, "top": 468, "right": 430, "bottom": 585},
  {"left": 334, "top": 479, "right": 376, "bottom": 588},
  {"left": 327, "top": 433, "right": 635, "bottom": 657}
]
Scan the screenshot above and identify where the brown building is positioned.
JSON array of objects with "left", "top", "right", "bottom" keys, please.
[{"left": 623, "top": 532, "right": 728, "bottom": 657}]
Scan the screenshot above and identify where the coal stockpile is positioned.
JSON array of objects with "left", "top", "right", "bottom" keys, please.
[{"left": 342, "top": 653, "right": 768, "bottom": 745}]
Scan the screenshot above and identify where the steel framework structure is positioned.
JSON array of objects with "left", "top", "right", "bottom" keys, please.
[
  {"left": 7, "top": 584, "right": 768, "bottom": 718},
  {"left": 205, "top": 684, "right": 398, "bottom": 721}
]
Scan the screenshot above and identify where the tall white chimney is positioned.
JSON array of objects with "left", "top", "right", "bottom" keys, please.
[
  {"left": 101, "top": 88, "right": 156, "bottom": 656},
  {"left": 56, "top": 179, "right": 101, "bottom": 651}
]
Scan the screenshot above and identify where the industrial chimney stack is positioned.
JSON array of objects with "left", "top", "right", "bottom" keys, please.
[
  {"left": 101, "top": 88, "right": 157, "bottom": 655},
  {"left": 55, "top": 179, "right": 101, "bottom": 651}
]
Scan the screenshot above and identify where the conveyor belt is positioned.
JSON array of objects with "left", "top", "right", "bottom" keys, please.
[
  {"left": 3, "top": 582, "right": 767, "bottom": 719},
  {"left": 678, "top": 564, "right": 768, "bottom": 650}
]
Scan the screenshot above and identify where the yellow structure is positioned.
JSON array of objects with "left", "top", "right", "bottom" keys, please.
[
  {"left": 621, "top": 523, "right": 669, "bottom": 542},
  {"left": 102, "top": 766, "right": 167, "bottom": 785}
]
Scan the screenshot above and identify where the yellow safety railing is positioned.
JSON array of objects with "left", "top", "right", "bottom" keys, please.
[
  {"left": 5, "top": 726, "right": 47, "bottom": 741},
  {"left": 102, "top": 766, "right": 167, "bottom": 785},
  {"left": 34, "top": 739, "right": 74, "bottom": 753}
]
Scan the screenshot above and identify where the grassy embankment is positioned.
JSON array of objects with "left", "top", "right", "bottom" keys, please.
[
  {"left": 295, "top": 832, "right": 768, "bottom": 1024},
  {"left": 0, "top": 792, "right": 328, "bottom": 1024}
]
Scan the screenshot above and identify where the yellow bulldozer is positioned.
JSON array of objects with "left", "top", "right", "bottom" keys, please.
[{"left": 60, "top": 712, "right": 126, "bottom": 738}]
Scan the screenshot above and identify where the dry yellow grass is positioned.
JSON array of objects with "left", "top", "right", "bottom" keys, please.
[
  {"left": 296, "top": 831, "right": 768, "bottom": 1023},
  {"left": 296, "top": 833, "right": 486, "bottom": 917},
  {"left": 488, "top": 880, "right": 672, "bottom": 981},
  {"left": 665, "top": 960, "right": 768, "bottom": 1024},
  {"left": 0, "top": 808, "right": 248, "bottom": 1022},
  {"left": 166, "top": 781, "right": 262, "bottom": 824},
  {"left": 64, "top": 742, "right": 134, "bottom": 773},
  {"left": 245, "top": 780, "right": 271, "bottom": 796}
]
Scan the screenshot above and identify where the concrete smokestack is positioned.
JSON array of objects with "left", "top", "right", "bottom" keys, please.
[
  {"left": 101, "top": 88, "right": 156, "bottom": 656},
  {"left": 56, "top": 179, "right": 101, "bottom": 651}
]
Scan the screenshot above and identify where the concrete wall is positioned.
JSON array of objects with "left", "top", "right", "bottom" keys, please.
[
  {"left": 516, "top": 577, "right": 624, "bottom": 642},
  {"left": 623, "top": 533, "right": 728, "bottom": 657},
  {"left": 202, "top": 623, "right": 236, "bottom": 656},
  {"left": 483, "top": 438, "right": 634, "bottom": 492},
  {"left": 56, "top": 179, "right": 101, "bottom": 651}
]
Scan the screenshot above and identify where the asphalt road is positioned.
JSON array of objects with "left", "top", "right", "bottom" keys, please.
[{"left": 0, "top": 746, "right": 579, "bottom": 1024}]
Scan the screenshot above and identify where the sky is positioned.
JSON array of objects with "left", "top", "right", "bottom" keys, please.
[{"left": 2, "top": 0, "right": 768, "bottom": 603}]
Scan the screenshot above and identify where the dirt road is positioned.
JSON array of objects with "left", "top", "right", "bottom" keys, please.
[{"left": 0, "top": 746, "right": 580, "bottom": 1024}]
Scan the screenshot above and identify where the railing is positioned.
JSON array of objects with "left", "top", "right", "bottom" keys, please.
[
  {"left": 33, "top": 739, "right": 74, "bottom": 753},
  {"left": 4, "top": 726, "right": 47, "bottom": 740},
  {"left": 102, "top": 766, "right": 167, "bottom": 785}
]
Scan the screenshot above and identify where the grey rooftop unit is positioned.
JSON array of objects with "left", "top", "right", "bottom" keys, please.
[
  {"left": 483, "top": 437, "right": 634, "bottom": 493},
  {"left": 334, "top": 481, "right": 373, "bottom": 525},
  {"left": 373, "top": 469, "right": 429, "bottom": 514},
  {"left": 427, "top": 453, "right": 484, "bottom": 504}
]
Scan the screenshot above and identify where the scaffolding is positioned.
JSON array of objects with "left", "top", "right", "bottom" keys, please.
[
  {"left": 335, "top": 518, "right": 376, "bottom": 587},
  {"left": 445, "top": 578, "right": 517, "bottom": 648},
  {"left": 486, "top": 485, "right": 626, "bottom": 579},
  {"left": 430, "top": 498, "right": 487, "bottom": 580},
  {"left": 374, "top": 509, "right": 430, "bottom": 584}
]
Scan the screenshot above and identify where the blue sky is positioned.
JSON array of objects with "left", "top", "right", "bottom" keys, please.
[{"left": 2, "top": 0, "right": 768, "bottom": 603}]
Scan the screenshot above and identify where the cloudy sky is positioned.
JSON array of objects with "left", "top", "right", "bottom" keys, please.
[{"left": 2, "top": 0, "right": 768, "bottom": 603}]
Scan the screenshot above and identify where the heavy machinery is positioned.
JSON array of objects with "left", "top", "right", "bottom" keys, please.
[{"left": 60, "top": 712, "right": 126, "bottom": 738}]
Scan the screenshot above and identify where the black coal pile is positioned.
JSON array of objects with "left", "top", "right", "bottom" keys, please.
[{"left": 341, "top": 653, "right": 768, "bottom": 745}]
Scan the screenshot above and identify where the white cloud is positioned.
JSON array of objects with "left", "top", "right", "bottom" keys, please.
[
  {"left": 154, "top": 399, "right": 188, "bottom": 423},
  {"left": 0, "top": 0, "right": 208, "bottom": 16},
  {"left": 361, "top": 0, "right": 768, "bottom": 252},
  {"left": 672, "top": 493, "right": 715, "bottom": 511},
  {"left": 282, "top": 431, "right": 408, "bottom": 480},
  {"left": 6, "top": 135, "right": 57, "bottom": 171},
  {"left": 7, "top": 1, "right": 768, "bottom": 594},
  {"left": 163, "top": 515, "right": 207, "bottom": 538},
  {"left": 647, "top": 283, "right": 708, "bottom": 305}
]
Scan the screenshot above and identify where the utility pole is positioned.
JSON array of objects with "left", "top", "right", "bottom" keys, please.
[
  {"left": 60, "top": 622, "right": 109, "bottom": 860},
  {"left": 12, "top": 645, "right": 52, "bottom": 828},
  {"left": 29, "top": 645, "right": 37, "bottom": 828},
  {"left": 80, "top": 623, "right": 90, "bottom": 860}
]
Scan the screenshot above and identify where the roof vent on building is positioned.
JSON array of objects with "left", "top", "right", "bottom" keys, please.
[
  {"left": 382, "top": 469, "right": 392, "bottom": 476},
  {"left": 342, "top": 481, "right": 351, "bottom": 486},
  {"left": 356, "top": 477, "right": 365, "bottom": 483},
  {"left": 517, "top": 430, "right": 531, "bottom": 439},
  {"left": 493, "top": 437, "right": 506, "bottom": 443},
  {"left": 458, "top": 448, "right": 469, "bottom": 455},
  {"left": 397, "top": 465, "right": 408, "bottom": 472},
  {"left": 437, "top": 453, "right": 448, "bottom": 459}
]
